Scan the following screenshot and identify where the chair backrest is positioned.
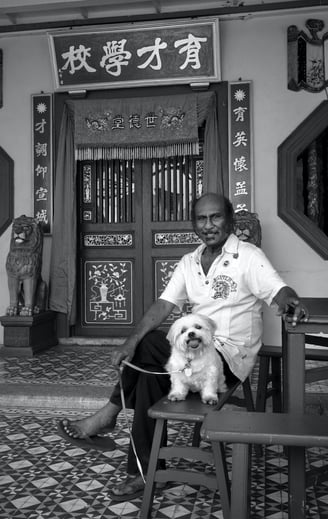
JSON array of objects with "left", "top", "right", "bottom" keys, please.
[{"left": 233, "top": 210, "right": 262, "bottom": 247}]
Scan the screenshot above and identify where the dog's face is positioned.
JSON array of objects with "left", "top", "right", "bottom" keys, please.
[{"left": 167, "top": 314, "right": 216, "bottom": 354}]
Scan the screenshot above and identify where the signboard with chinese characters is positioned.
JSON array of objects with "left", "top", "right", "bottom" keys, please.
[
  {"left": 229, "top": 81, "right": 253, "bottom": 212},
  {"left": 32, "top": 94, "right": 53, "bottom": 234},
  {"left": 48, "top": 18, "right": 220, "bottom": 91}
]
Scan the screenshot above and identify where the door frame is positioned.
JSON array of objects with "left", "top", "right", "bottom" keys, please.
[{"left": 53, "top": 82, "right": 229, "bottom": 338}]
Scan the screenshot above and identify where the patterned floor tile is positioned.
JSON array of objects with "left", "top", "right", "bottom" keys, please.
[
  {"left": 0, "top": 345, "right": 327, "bottom": 517},
  {"left": 1, "top": 405, "right": 327, "bottom": 518}
]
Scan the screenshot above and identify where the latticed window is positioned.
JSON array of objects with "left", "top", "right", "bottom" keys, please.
[
  {"left": 78, "top": 153, "right": 203, "bottom": 225},
  {"left": 79, "top": 160, "right": 135, "bottom": 224},
  {"left": 151, "top": 156, "right": 203, "bottom": 222}
]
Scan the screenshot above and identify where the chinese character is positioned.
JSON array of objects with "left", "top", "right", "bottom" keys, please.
[
  {"left": 129, "top": 114, "right": 141, "bottom": 129},
  {"left": 233, "top": 106, "right": 248, "bottom": 122},
  {"left": 233, "top": 156, "right": 248, "bottom": 172},
  {"left": 35, "top": 165, "right": 48, "bottom": 179},
  {"left": 61, "top": 45, "right": 96, "bottom": 74},
  {"left": 35, "top": 142, "right": 48, "bottom": 157},
  {"left": 100, "top": 40, "right": 132, "bottom": 77},
  {"left": 35, "top": 187, "right": 48, "bottom": 202},
  {"left": 233, "top": 131, "right": 248, "bottom": 147},
  {"left": 144, "top": 112, "right": 158, "bottom": 128},
  {"left": 36, "top": 209, "right": 48, "bottom": 225},
  {"left": 112, "top": 115, "right": 125, "bottom": 130},
  {"left": 174, "top": 33, "right": 207, "bottom": 70},
  {"left": 137, "top": 37, "right": 168, "bottom": 70},
  {"left": 234, "top": 181, "right": 248, "bottom": 196},
  {"left": 235, "top": 203, "right": 247, "bottom": 211},
  {"left": 35, "top": 119, "right": 47, "bottom": 134}
]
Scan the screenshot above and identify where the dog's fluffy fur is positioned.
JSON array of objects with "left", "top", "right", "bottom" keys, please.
[{"left": 165, "top": 313, "right": 227, "bottom": 405}]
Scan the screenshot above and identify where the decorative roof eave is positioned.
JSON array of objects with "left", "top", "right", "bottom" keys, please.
[{"left": 0, "top": 0, "right": 327, "bottom": 36}]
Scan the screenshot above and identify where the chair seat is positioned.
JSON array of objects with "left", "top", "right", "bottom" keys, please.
[{"left": 148, "top": 380, "right": 242, "bottom": 422}]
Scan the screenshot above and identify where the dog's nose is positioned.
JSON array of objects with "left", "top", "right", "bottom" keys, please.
[{"left": 188, "top": 331, "right": 195, "bottom": 339}]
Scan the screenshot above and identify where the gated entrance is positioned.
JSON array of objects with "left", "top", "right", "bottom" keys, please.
[
  {"left": 52, "top": 83, "right": 228, "bottom": 338},
  {"left": 75, "top": 154, "right": 203, "bottom": 336}
]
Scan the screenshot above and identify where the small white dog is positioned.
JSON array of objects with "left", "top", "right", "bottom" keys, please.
[{"left": 165, "top": 313, "right": 227, "bottom": 405}]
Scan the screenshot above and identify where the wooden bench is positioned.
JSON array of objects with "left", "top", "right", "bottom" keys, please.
[
  {"left": 201, "top": 411, "right": 328, "bottom": 519},
  {"left": 256, "top": 337, "right": 328, "bottom": 412}
]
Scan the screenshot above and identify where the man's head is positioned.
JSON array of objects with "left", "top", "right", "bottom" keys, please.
[{"left": 191, "top": 193, "right": 234, "bottom": 250}]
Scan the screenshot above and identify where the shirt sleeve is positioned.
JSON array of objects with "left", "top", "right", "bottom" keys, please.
[
  {"left": 245, "top": 247, "right": 287, "bottom": 305},
  {"left": 159, "top": 256, "right": 189, "bottom": 310}
]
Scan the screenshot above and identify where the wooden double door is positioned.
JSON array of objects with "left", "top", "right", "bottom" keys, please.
[{"left": 75, "top": 154, "right": 203, "bottom": 336}]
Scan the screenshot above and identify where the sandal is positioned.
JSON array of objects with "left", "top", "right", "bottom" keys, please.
[
  {"left": 57, "top": 420, "right": 116, "bottom": 452},
  {"left": 109, "top": 474, "right": 145, "bottom": 502}
]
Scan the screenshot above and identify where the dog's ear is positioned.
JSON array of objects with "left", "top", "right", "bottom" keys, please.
[{"left": 166, "top": 319, "right": 179, "bottom": 345}]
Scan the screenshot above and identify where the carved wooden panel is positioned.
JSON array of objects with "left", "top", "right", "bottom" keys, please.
[
  {"left": 288, "top": 19, "right": 328, "bottom": 93},
  {"left": 84, "top": 260, "right": 133, "bottom": 324}
]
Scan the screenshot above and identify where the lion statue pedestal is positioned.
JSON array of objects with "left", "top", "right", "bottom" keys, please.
[{"left": 0, "top": 215, "right": 57, "bottom": 356}]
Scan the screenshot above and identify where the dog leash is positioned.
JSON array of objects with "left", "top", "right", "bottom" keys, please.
[
  {"left": 122, "top": 359, "right": 182, "bottom": 375},
  {"left": 117, "top": 360, "right": 188, "bottom": 484},
  {"left": 118, "top": 368, "right": 146, "bottom": 484}
]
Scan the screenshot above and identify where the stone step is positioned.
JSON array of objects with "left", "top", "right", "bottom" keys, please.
[
  {"left": 0, "top": 342, "right": 118, "bottom": 410},
  {"left": 0, "top": 383, "right": 108, "bottom": 410},
  {"left": 58, "top": 337, "right": 126, "bottom": 347},
  {"left": 1, "top": 340, "right": 327, "bottom": 413}
]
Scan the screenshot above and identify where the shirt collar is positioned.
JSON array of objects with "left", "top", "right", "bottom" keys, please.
[
  {"left": 223, "top": 233, "right": 240, "bottom": 256},
  {"left": 193, "top": 233, "right": 240, "bottom": 263}
]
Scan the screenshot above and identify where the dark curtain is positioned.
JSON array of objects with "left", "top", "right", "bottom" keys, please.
[{"left": 49, "top": 103, "right": 77, "bottom": 324}]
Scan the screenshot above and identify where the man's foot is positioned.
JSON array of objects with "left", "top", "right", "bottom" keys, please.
[
  {"left": 110, "top": 474, "right": 145, "bottom": 502},
  {"left": 60, "top": 415, "right": 117, "bottom": 440},
  {"left": 57, "top": 420, "right": 116, "bottom": 451}
]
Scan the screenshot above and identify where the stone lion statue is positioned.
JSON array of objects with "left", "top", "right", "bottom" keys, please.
[
  {"left": 233, "top": 210, "right": 262, "bottom": 247},
  {"left": 6, "top": 215, "right": 47, "bottom": 317}
]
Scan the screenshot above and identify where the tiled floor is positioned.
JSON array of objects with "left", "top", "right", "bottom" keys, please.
[{"left": 0, "top": 344, "right": 328, "bottom": 518}]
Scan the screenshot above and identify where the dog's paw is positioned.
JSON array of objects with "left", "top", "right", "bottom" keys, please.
[
  {"left": 202, "top": 395, "right": 219, "bottom": 405},
  {"left": 167, "top": 392, "right": 186, "bottom": 402},
  {"left": 218, "top": 382, "right": 228, "bottom": 393}
]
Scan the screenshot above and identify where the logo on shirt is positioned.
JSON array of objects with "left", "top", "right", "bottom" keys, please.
[{"left": 212, "top": 275, "right": 237, "bottom": 300}]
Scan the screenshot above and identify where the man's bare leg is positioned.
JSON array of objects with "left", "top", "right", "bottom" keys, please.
[{"left": 60, "top": 401, "right": 121, "bottom": 439}]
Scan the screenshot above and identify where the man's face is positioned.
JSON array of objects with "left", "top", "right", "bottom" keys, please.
[{"left": 193, "top": 196, "right": 230, "bottom": 249}]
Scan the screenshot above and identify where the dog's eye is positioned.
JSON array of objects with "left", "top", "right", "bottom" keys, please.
[
  {"left": 195, "top": 324, "right": 202, "bottom": 329},
  {"left": 181, "top": 327, "right": 187, "bottom": 334}
]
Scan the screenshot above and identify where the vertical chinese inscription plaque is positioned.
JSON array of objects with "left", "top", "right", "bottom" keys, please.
[{"left": 32, "top": 94, "right": 53, "bottom": 234}]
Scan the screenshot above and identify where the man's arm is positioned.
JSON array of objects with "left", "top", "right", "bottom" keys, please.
[
  {"left": 273, "top": 286, "right": 309, "bottom": 327},
  {"left": 112, "top": 298, "right": 176, "bottom": 366}
]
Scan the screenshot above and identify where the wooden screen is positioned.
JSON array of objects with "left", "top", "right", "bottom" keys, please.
[{"left": 151, "top": 155, "right": 203, "bottom": 222}]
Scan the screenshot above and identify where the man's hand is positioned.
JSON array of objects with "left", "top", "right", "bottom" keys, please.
[
  {"left": 273, "top": 286, "right": 309, "bottom": 327},
  {"left": 111, "top": 298, "right": 175, "bottom": 369},
  {"left": 112, "top": 337, "right": 138, "bottom": 368}
]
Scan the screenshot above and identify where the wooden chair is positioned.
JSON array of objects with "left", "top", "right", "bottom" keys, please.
[
  {"left": 256, "top": 334, "right": 328, "bottom": 412},
  {"left": 201, "top": 410, "right": 328, "bottom": 519},
  {"left": 140, "top": 378, "right": 255, "bottom": 519}
]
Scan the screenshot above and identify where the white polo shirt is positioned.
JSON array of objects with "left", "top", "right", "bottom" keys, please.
[{"left": 160, "top": 233, "right": 286, "bottom": 381}]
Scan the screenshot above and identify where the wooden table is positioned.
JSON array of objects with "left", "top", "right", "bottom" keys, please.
[{"left": 282, "top": 297, "right": 328, "bottom": 518}]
